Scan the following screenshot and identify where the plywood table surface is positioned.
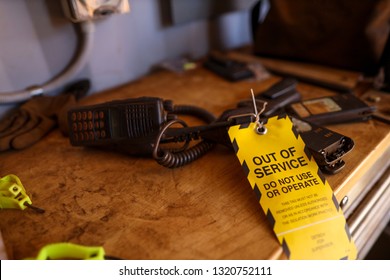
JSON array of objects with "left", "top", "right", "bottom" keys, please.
[{"left": 0, "top": 64, "right": 389, "bottom": 260}]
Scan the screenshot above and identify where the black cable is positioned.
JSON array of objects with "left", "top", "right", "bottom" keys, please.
[
  {"left": 172, "top": 104, "right": 216, "bottom": 123},
  {"left": 153, "top": 105, "right": 217, "bottom": 168},
  {"left": 155, "top": 140, "right": 215, "bottom": 168}
]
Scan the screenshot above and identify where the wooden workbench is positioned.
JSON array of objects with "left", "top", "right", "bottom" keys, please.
[{"left": 1, "top": 55, "right": 389, "bottom": 260}]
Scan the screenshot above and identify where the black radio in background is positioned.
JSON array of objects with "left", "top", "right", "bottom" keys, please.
[{"left": 204, "top": 54, "right": 254, "bottom": 82}]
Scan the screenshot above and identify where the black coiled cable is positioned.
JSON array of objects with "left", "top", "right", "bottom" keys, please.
[
  {"left": 154, "top": 140, "right": 215, "bottom": 168},
  {"left": 152, "top": 105, "right": 217, "bottom": 168}
]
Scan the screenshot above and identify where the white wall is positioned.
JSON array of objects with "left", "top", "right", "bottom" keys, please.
[{"left": 0, "top": 0, "right": 253, "bottom": 117}]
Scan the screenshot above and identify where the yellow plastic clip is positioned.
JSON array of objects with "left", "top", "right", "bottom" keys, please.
[
  {"left": 31, "top": 243, "right": 106, "bottom": 260},
  {"left": 0, "top": 174, "right": 44, "bottom": 213}
]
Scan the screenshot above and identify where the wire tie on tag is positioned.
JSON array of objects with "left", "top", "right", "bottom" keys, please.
[{"left": 251, "top": 89, "right": 267, "bottom": 135}]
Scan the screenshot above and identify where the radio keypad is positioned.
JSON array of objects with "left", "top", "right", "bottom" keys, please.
[{"left": 71, "top": 109, "right": 109, "bottom": 143}]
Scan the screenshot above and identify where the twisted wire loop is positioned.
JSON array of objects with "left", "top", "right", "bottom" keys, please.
[
  {"left": 152, "top": 119, "right": 215, "bottom": 168},
  {"left": 255, "top": 109, "right": 267, "bottom": 135},
  {"left": 251, "top": 88, "right": 268, "bottom": 135}
]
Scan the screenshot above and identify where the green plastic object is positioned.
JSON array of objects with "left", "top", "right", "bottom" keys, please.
[
  {"left": 0, "top": 174, "right": 32, "bottom": 210},
  {"left": 32, "top": 243, "right": 106, "bottom": 260}
]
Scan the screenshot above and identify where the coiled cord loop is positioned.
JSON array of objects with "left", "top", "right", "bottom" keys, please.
[{"left": 152, "top": 119, "right": 215, "bottom": 168}]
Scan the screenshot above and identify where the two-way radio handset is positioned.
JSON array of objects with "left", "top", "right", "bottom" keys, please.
[{"left": 68, "top": 97, "right": 171, "bottom": 155}]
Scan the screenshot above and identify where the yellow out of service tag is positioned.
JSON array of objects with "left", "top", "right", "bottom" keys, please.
[{"left": 228, "top": 115, "right": 357, "bottom": 259}]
